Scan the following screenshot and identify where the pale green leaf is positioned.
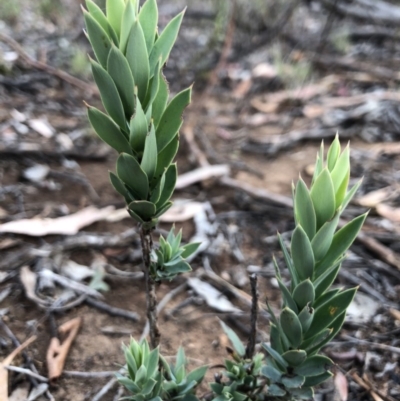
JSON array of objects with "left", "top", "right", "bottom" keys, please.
[
  {"left": 85, "top": 0, "right": 119, "bottom": 45},
  {"left": 294, "top": 179, "right": 316, "bottom": 240},
  {"left": 107, "top": 45, "right": 135, "bottom": 117},
  {"left": 139, "top": 0, "right": 158, "bottom": 53},
  {"left": 106, "top": 0, "right": 125, "bottom": 37},
  {"left": 153, "top": 134, "right": 178, "bottom": 182},
  {"left": 219, "top": 320, "right": 245, "bottom": 357},
  {"left": 306, "top": 288, "right": 357, "bottom": 339},
  {"left": 109, "top": 171, "right": 130, "bottom": 200},
  {"left": 291, "top": 225, "right": 315, "bottom": 281},
  {"left": 141, "top": 123, "right": 158, "bottom": 181},
  {"left": 152, "top": 73, "right": 169, "bottom": 128},
  {"left": 117, "top": 153, "right": 148, "bottom": 200},
  {"left": 87, "top": 106, "right": 131, "bottom": 154},
  {"left": 84, "top": 10, "right": 112, "bottom": 68},
  {"left": 126, "top": 20, "right": 150, "bottom": 102},
  {"left": 311, "top": 212, "right": 340, "bottom": 262},
  {"left": 292, "top": 279, "right": 315, "bottom": 310},
  {"left": 294, "top": 355, "right": 333, "bottom": 377},
  {"left": 156, "top": 87, "right": 191, "bottom": 153},
  {"left": 282, "top": 350, "right": 307, "bottom": 367},
  {"left": 120, "top": 0, "right": 136, "bottom": 53},
  {"left": 129, "top": 96, "right": 148, "bottom": 152},
  {"left": 155, "top": 163, "right": 176, "bottom": 208},
  {"left": 310, "top": 168, "right": 336, "bottom": 229},
  {"left": 280, "top": 308, "right": 302, "bottom": 348},
  {"left": 327, "top": 134, "right": 340, "bottom": 172},
  {"left": 316, "top": 213, "right": 367, "bottom": 273},
  {"left": 149, "top": 10, "right": 185, "bottom": 74},
  {"left": 90, "top": 59, "right": 127, "bottom": 130}
]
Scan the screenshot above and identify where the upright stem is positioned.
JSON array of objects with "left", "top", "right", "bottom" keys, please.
[
  {"left": 245, "top": 273, "right": 258, "bottom": 359},
  {"left": 140, "top": 226, "right": 160, "bottom": 349}
]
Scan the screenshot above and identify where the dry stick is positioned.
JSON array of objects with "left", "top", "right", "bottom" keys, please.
[
  {"left": 85, "top": 298, "right": 140, "bottom": 322},
  {"left": 0, "top": 319, "right": 39, "bottom": 387},
  {"left": 351, "top": 372, "right": 395, "bottom": 401},
  {"left": 139, "top": 227, "right": 160, "bottom": 349},
  {"left": 245, "top": 274, "right": 258, "bottom": 359},
  {"left": 0, "top": 32, "right": 97, "bottom": 94}
]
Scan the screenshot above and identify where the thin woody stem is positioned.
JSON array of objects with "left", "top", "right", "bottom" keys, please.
[
  {"left": 140, "top": 226, "right": 160, "bottom": 349},
  {"left": 245, "top": 273, "right": 258, "bottom": 359}
]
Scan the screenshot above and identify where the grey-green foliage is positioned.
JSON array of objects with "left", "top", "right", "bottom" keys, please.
[
  {"left": 151, "top": 227, "right": 200, "bottom": 281},
  {"left": 211, "top": 137, "right": 367, "bottom": 400},
  {"left": 118, "top": 338, "right": 207, "bottom": 401},
  {"left": 210, "top": 322, "right": 264, "bottom": 401},
  {"left": 83, "top": 0, "right": 190, "bottom": 229},
  {"left": 264, "top": 136, "right": 366, "bottom": 398}
]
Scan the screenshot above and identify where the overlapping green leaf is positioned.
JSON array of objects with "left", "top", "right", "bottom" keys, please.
[
  {"left": 280, "top": 308, "right": 302, "bottom": 348},
  {"left": 117, "top": 153, "right": 149, "bottom": 200},
  {"left": 139, "top": 0, "right": 158, "bottom": 53},
  {"left": 310, "top": 168, "right": 336, "bottom": 229},
  {"left": 141, "top": 123, "right": 158, "bottom": 181},
  {"left": 294, "top": 179, "right": 316, "bottom": 240},
  {"left": 316, "top": 213, "right": 367, "bottom": 274},
  {"left": 130, "top": 96, "right": 148, "bottom": 152},
  {"left": 306, "top": 288, "right": 357, "bottom": 339},
  {"left": 106, "top": 0, "right": 125, "bottom": 37},
  {"left": 156, "top": 87, "right": 191, "bottom": 153},
  {"left": 149, "top": 10, "right": 185, "bottom": 74},
  {"left": 126, "top": 20, "right": 150, "bottom": 102},
  {"left": 87, "top": 106, "right": 132, "bottom": 154},
  {"left": 291, "top": 225, "right": 314, "bottom": 281},
  {"left": 107, "top": 45, "right": 135, "bottom": 116},
  {"left": 120, "top": 0, "right": 136, "bottom": 52},
  {"left": 84, "top": 11, "right": 112, "bottom": 68},
  {"left": 90, "top": 59, "right": 127, "bottom": 130}
]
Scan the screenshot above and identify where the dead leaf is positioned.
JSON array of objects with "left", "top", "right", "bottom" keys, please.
[
  {"left": 28, "top": 118, "right": 54, "bottom": 138},
  {"left": 23, "top": 164, "right": 50, "bottom": 183},
  {"left": 47, "top": 317, "right": 82, "bottom": 382},
  {"left": 61, "top": 260, "right": 93, "bottom": 282},
  {"left": 175, "top": 165, "right": 230, "bottom": 189},
  {"left": 334, "top": 370, "right": 348, "bottom": 401},
  {"left": 20, "top": 266, "right": 48, "bottom": 308},
  {"left": 0, "top": 206, "right": 115, "bottom": 236},
  {"left": 160, "top": 202, "right": 206, "bottom": 223},
  {"left": 302, "top": 104, "right": 325, "bottom": 119},
  {"left": 0, "top": 239, "right": 20, "bottom": 250},
  {"left": 346, "top": 292, "right": 379, "bottom": 324},
  {"left": 389, "top": 308, "right": 400, "bottom": 322},
  {"left": 187, "top": 277, "right": 241, "bottom": 313},
  {"left": 252, "top": 63, "right": 277, "bottom": 79},
  {"left": 356, "top": 187, "right": 396, "bottom": 207},
  {"left": 0, "top": 336, "right": 36, "bottom": 400},
  {"left": 376, "top": 203, "right": 400, "bottom": 223}
]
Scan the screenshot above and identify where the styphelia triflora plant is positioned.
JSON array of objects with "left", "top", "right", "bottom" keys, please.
[
  {"left": 82, "top": 0, "right": 367, "bottom": 399},
  {"left": 82, "top": 0, "right": 199, "bottom": 351}
]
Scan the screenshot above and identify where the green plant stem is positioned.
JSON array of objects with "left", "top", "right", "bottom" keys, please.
[{"left": 140, "top": 226, "right": 160, "bottom": 349}]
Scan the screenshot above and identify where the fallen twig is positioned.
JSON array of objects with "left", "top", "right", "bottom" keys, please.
[
  {"left": 351, "top": 371, "right": 395, "bottom": 401},
  {"left": 4, "top": 365, "right": 48, "bottom": 382},
  {"left": 63, "top": 370, "right": 116, "bottom": 378},
  {"left": 0, "top": 32, "right": 97, "bottom": 94},
  {"left": 85, "top": 297, "right": 140, "bottom": 322},
  {"left": 0, "top": 335, "right": 36, "bottom": 400}
]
